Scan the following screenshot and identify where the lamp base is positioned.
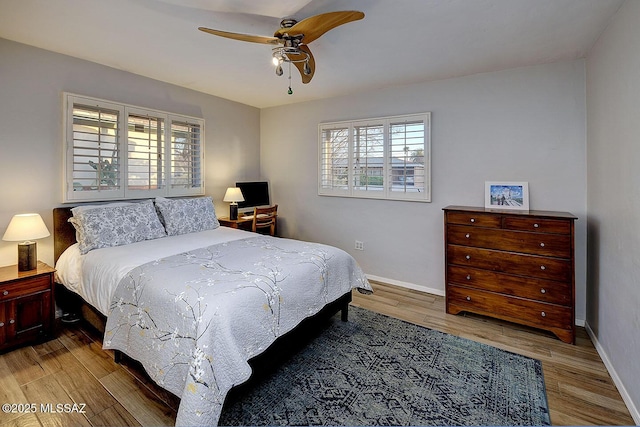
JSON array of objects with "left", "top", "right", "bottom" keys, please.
[
  {"left": 230, "top": 204, "right": 239, "bottom": 221},
  {"left": 18, "top": 242, "right": 37, "bottom": 271}
]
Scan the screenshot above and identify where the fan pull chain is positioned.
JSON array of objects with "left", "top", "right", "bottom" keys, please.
[{"left": 287, "top": 61, "right": 293, "bottom": 95}]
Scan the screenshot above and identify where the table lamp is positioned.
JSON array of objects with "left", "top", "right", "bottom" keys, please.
[
  {"left": 2, "top": 213, "right": 50, "bottom": 271},
  {"left": 223, "top": 187, "right": 245, "bottom": 220}
]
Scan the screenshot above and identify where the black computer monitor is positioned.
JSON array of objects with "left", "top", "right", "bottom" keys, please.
[{"left": 236, "top": 181, "right": 270, "bottom": 213}]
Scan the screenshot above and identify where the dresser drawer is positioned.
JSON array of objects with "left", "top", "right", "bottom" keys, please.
[
  {"left": 446, "top": 211, "right": 501, "bottom": 228},
  {"left": 447, "top": 225, "right": 571, "bottom": 258},
  {"left": 0, "top": 275, "right": 51, "bottom": 302},
  {"left": 447, "top": 285, "right": 573, "bottom": 330},
  {"left": 447, "top": 265, "right": 572, "bottom": 305},
  {"left": 503, "top": 217, "right": 571, "bottom": 234},
  {"left": 447, "top": 245, "right": 572, "bottom": 282}
]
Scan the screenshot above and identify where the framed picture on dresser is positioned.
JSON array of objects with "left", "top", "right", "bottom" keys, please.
[{"left": 485, "top": 181, "right": 529, "bottom": 211}]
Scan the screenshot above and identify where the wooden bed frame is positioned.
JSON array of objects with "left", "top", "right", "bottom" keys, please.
[{"left": 52, "top": 205, "right": 352, "bottom": 341}]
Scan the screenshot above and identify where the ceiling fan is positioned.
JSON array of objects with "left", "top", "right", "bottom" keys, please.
[{"left": 198, "top": 11, "right": 364, "bottom": 93}]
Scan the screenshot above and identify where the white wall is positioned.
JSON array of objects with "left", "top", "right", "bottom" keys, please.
[
  {"left": 261, "top": 60, "right": 588, "bottom": 321},
  {"left": 0, "top": 38, "right": 261, "bottom": 268},
  {"left": 586, "top": 0, "right": 640, "bottom": 421}
]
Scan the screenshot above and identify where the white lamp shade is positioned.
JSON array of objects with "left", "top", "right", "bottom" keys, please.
[
  {"left": 223, "top": 187, "right": 245, "bottom": 203},
  {"left": 2, "top": 213, "right": 50, "bottom": 242}
]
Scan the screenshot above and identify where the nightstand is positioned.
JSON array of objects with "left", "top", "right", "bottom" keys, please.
[{"left": 0, "top": 261, "right": 55, "bottom": 352}]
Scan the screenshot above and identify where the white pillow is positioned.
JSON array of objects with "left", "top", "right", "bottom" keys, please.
[
  {"left": 69, "top": 200, "right": 166, "bottom": 254},
  {"left": 154, "top": 197, "right": 220, "bottom": 236}
]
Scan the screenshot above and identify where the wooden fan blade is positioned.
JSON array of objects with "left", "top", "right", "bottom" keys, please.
[
  {"left": 198, "top": 27, "right": 280, "bottom": 45},
  {"left": 286, "top": 45, "right": 315, "bottom": 84},
  {"left": 274, "top": 11, "right": 364, "bottom": 44}
]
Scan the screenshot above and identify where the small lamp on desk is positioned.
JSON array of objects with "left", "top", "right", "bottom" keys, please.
[
  {"left": 223, "top": 187, "right": 244, "bottom": 220},
  {"left": 2, "top": 213, "right": 50, "bottom": 271}
]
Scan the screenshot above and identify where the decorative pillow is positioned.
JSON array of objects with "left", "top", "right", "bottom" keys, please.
[
  {"left": 70, "top": 201, "right": 136, "bottom": 213},
  {"left": 69, "top": 200, "right": 166, "bottom": 254},
  {"left": 154, "top": 197, "right": 219, "bottom": 236}
]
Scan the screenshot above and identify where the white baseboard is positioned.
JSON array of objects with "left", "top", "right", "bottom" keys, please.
[
  {"left": 585, "top": 321, "right": 640, "bottom": 425},
  {"left": 365, "top": 274, "right": 445, "bottom": 296}
]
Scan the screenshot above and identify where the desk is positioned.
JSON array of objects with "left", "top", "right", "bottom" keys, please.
[{"left": 218, "top": 216, "right": 253, "bottom": 231}]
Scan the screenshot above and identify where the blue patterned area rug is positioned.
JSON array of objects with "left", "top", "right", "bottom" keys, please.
[{"left": 219, "top": 306, "right": 551, "bottom": 426}]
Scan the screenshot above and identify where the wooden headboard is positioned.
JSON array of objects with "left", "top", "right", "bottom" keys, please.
[{"left": 53, "top": 207, "right": 76, "bottom": 264}]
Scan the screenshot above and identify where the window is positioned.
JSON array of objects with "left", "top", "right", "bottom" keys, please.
[
  {"left": 170, "top": 119, "right": 202, "bottom": 191},
  {"left": 319, "top": 113, "right": 431, "bottom": 202},
  {"left": 127, "top": 113, "right": 163, "bottom": 191},
  {"left": 64, "top": 94, "right": 204, "bottom": 202}
]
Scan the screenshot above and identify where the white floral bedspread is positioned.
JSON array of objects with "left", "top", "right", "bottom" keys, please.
[{"left": 103, "top": 235, "right": 372, "bottom": 426}]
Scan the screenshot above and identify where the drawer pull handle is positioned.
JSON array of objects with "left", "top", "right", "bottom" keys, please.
[
  {"left": 541, "top": 311, "right": 546, "bottom": 317},
  {"left": 540, "top": 288, "right": 546, "bottom": 294},
  {"left": 465, "top": 233, "right": 470, "bottom": 239},
  {"left": 534, "top": 223, "right": 539, "bottom": 228},
  {"left": 2, "top": 290, "right": 7, "bottom": 296},
  {"left": 466, "top": 296, "right": 471, "bottom": 301},
  {"left": 465, "top": 255, "right": 471, "bottom": 260},
  {"left": 470, "top": 218, "right": 475, "bottom": 223},
  {"left": 540, "top": 265, "right": 546, "bottom": 270},
  {"left": 0, "top": 322, "right": 4, "bottom": 327},
  {"left": 9, "top": 319, "right": 15, "bottom": 324},
  {"left": 540, "top": 242, "right": 545, "bottom": 247},
  {"left": 466, "top": 275, "right": 471, "bottom": 280}
]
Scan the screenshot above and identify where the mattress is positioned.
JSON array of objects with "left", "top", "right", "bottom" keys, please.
[{"left": 55, "top": 226, "right": 254, "bottom": 315}]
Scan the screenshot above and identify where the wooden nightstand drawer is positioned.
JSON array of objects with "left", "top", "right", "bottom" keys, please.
[{"left": 0, "top": 275, "right": 51, "bottom": 301}]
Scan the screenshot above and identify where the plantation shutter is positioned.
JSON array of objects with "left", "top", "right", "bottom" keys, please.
[
  {"left": 353, "top": 123, "right": 384, "bottom": 194},
  {"left": 389, "top": 118, "right": 428, "bottom": 199},
  {"left": 66, "top": 98, "right": 124, "bottom": 200},
  {"left": 319, "top": 125, "right": 350, "bottom": 195},
  {"left": 170, "top": 118, "right": 203, "bottom": 194},
  {"left": 127, "top": 111, "right": 165, "bottom": 196}
]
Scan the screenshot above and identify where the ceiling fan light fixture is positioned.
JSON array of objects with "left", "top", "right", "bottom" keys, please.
[
  {"left": 272, "top": 46, "right": 309, "bottom": 66},
  {"left": 199, "top": 10, "right": 364, "bottom": 90}
]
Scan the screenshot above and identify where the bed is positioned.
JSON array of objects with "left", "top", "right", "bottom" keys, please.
[{"left": 52, "top": 198, "right": 372, "bottom": 426}]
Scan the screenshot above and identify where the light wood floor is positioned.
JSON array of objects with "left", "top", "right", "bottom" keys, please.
[{"left": 0, "top": 281, "right": 635, "bottom": 426}]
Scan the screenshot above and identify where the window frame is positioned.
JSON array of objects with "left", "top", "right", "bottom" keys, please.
[
  {"left": 63, "top": 93, "right": 205, "bottom": 202},
  {"left": 318, "top": 112, "right": 431, "bottom": 202}
]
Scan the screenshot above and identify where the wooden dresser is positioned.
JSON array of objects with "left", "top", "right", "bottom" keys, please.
[{"left": 443, "top": 205, "right": 576, "bottom": 344}]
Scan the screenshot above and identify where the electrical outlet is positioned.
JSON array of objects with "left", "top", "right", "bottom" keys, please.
[{"left": 355, "top": 240, "right": 364, "bottom": 251}]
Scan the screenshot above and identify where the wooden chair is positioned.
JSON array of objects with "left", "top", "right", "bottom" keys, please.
[{"left": 251, "top": 205, "right": 278, "bottom": 236}]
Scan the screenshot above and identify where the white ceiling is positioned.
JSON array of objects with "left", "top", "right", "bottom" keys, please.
[{"left": 0, "top": 0, "right": 624, "bottom": 109}]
